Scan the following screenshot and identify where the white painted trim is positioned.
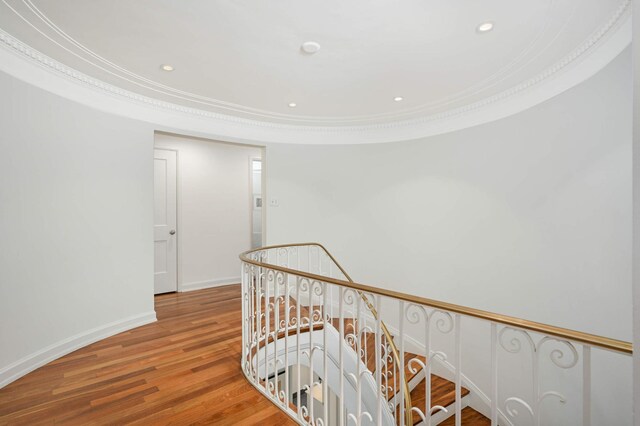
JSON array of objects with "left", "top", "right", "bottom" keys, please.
[
  {"left": 0, "top": 311, "right": 157, "bottom": 389},
  {"left": 0, "top": 8, "right": 631, "bottom": 145},
  {"left": 261, "top": 147, "right": 268, "bottom": 245},
  {"left": 249, "top": 155, "right": 262, "bottom": 249},
  {"left": 180, "top": 277, "right": 241, "bottom": 292},
  {"left": 0, "top": 0, "right": 631, "bottom": 127}
]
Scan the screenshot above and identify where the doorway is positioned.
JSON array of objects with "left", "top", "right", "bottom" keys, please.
[
  {"left": 153, "top": 132, "right": 264, "bottom": 294},
  {"left": 250, "top": 158, "right": 263, "bottom": 249}
]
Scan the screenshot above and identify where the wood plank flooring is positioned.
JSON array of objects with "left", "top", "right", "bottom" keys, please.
[
  {"left": 439, "top": 407, "right": 491, "bottom": 426},
  {"left": 0, "top": 285, "right": 294, "bottom": 425},
  {"left": 0, "top": 285, "right": 491, "bottom": 425}
]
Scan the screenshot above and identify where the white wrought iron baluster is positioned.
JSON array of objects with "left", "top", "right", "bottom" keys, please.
[
  {"left": 425, "top": 308, "right": 431, "bottom": 426},
  {"left": 384, "top": 332, "right": 390, "bottom": 424},
  {"left": 357, "top": 291, "right": 362, "bottom": 425},
  {"left": 309, "top": 280, "right": 314, "bottom": 424},
  {"left": 330, "top": 283, "right": 334, "bottom": 325},
  {"left": 241, "top": 264, "right": 247, "bottom": 372},
  {"left": 241, "top": 267, "right": 246, "bottom": 357},
  {"left": 273, "top": 271, "right": 280, "bottom": 402},
  {"left": 296, "top": 276, "right": 302, "bottom": 418},
  {"left": 375, "top": 295, "right": 382, "bottom": 426},
  {"left": 499, "top": 329, "right": 578, "bottom": 426},
  {"left": 247, "top": 269, "right": 252, "bottom": 380},
  {"left": 358, "top": 317, "right": 369, "bottom": 367},
  {"left": 491, "top": 323, "right": 498, "bottom": 426},
  {"left": 284, "top": 272, "right": 290, "bottom": 411},
  {"left": 533, "top": 336, "right": 540, "bottom": 426},
  {"left": 583, "top": 345, "right": 591, "bottom": 426},
  {"left": 323, "top": 282, "right": 329, "bottom": 425},
  {"left": 252, "top": 264, "right": 258, "bottom": 385},
  {"left": 339, "top": 287, "right": 345, "bottom": 426},
  {"left": 399, "top": 301, "right": 405, "bottom": 426},
  {"left": 265, "top": 269, "right": 271, "bottom": 396},
  {"left": 246, "top": 267, "right": 252, "bottom": 381},
  {"left": 256, "top": 267, "right": 262, "bottom": 386},
  {"left": 454, "top": 314, "right": 461, "bottom": 426}
]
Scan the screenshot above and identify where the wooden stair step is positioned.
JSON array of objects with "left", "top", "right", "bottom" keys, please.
[
  {"left": 437, "top": 407, "right": 490, "bottom": 426},
  {"left": 329, "top": 319, "right": 426, "bottom": 376},
  {"left": 329, "top": 318, "right": 362, "bottom": 334},
  {"left": 406, "top": 376, "right": 471, "bottom": 425}
]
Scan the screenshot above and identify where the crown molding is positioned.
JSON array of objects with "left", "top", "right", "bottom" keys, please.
[
  {"left": 0, "top": 5, "right": 631, "bottom": 145},
  {"left": 2, "top": 0, "right": 631, "bottom": 125}
]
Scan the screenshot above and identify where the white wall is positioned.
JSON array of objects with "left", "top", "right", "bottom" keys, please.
[
  {"left": 632, "top": 1, "right": 640, "bottom": 423},
  {"left": 154, "top": 133, "right": 262, "bottom": 291},
  {"left": 266, "top": 48, "right": 633, "bottom": 423},
  {"left": 267, "top": 48, "right": 632, "bottom": 340},
  {"left": 0, "top": 71, "right": 156, "bottom": 387}
]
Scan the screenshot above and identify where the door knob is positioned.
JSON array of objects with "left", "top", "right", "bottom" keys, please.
[{"left": 169, "top": 230, "right": 176, "bottom": 235}]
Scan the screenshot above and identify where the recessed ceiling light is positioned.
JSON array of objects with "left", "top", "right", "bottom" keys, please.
[
  {"left": 288, "top": 102, "right": 297, "bottom": 108},
  {"left": 301, "top": 41, "right": 321, "bottom": 54},
  {"left": 394, "top": 96, "right": 403, "bottom": 102},
  {"left": 476, "top": 22, "right": 494, "bottom": 33},
  {"left": 161, "top": 64, "right": 174, "bottom": 72}
]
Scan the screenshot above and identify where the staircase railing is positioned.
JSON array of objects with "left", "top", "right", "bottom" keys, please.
[{"left": 239, "top": 243, "right": 632, "bottom": 426}]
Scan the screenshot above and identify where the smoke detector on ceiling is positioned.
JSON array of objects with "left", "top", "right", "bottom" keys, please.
[{"left": 301, "top": 41, "right": 321, "bottom": 54}]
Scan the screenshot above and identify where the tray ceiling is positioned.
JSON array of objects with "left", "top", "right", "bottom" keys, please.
[{"left": 0, "top": 0, "right": 631, "bottom": 131}]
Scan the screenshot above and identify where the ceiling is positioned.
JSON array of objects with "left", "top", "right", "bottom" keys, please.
[{"left": 0, "top": 0, "right": 631, "bottom": 128}]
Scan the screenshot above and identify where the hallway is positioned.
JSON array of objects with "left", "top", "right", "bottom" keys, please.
[{"left": 0, "top": 286, "right": 294, "bottom": 425}]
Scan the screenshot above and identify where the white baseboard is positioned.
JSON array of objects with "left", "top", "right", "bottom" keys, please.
[
  {"left": 180, "top": 277, "right": 240, "bottom": 292},
  {"left": 0, "top": 311, "right": 157, "bottom": 389}
]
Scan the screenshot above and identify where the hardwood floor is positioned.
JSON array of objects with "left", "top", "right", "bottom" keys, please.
[
  {"left": 0, "top": 285, "right": 294, "bottom": 425},
  {"left": 0, "top": 285, "right": 491, "bottom": 425}
]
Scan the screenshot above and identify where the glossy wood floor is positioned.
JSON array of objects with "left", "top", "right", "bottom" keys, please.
[{"left": 0, "top": 285, "right": 295, "bottom": 425}]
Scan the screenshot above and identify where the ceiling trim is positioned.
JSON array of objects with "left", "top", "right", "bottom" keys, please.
[
  {"left": 1, "top": 0, "right": 630, "bottom": 125},
  {"left": 0, "top": 6, "right": 631, "bottom": 145}
]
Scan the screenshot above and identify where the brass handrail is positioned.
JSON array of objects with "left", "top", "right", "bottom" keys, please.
[
  {"left": 240, "top": 242, "right": 633, "bottom": 356},
  {"left": 243, "top": 242, "right": 413, "bottom": 424}
]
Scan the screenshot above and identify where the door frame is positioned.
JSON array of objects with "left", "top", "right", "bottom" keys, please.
[{"left": 249, "top": 156, "right": 266, "bottom": 248}]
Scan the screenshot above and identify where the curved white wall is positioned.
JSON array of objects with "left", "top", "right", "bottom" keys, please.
[
  {"left": 267, "top": 48, "right": 632, "bottom": 341},
  {"left": 265, "top": 48, "right": 633, "bottom": 424},
  {"left": 0, "top": 71, "right": 156, "bottom": 387},
  {"left": 633, "top": 0, "right": 640, "bottom": 419}
]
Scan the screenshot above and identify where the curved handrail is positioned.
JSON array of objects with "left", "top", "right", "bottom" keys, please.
[
  {"left": 240, "top": 242, "right": 632, "bottom": 356},
  {"left": 241, "top": 242, "right": 413, "bottom": 425}
]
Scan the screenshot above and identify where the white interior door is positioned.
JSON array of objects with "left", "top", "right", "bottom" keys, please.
[{"left": 154, "top": 149, "right": 177, "bottom": 294}]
